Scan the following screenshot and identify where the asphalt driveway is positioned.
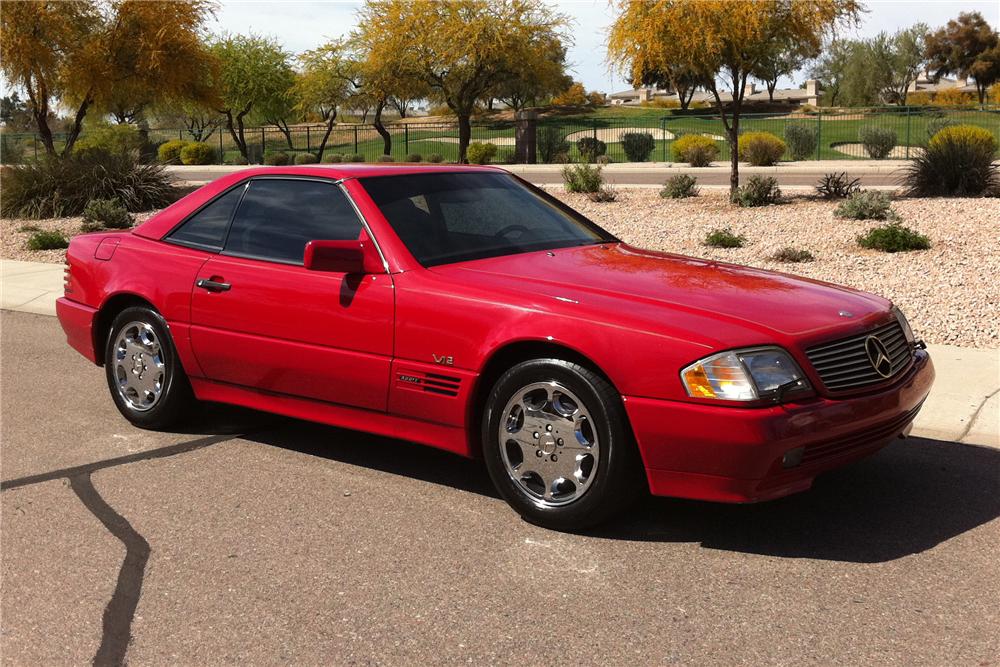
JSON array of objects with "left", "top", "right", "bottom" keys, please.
[{"left": 2, "top": 310, "right": 998, "bottom": 665}]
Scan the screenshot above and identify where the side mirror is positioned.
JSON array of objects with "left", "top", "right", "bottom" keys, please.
[{"left": 304, "top": 240, "right": 367, "bottom": 273}]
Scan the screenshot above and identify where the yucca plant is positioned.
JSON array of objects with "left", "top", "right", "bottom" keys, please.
[{"left": 904, "top": 125, "right": 999, "bottom": 197}]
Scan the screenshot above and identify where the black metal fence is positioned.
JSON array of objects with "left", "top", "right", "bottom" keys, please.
[{"left": 2, "top": 106, "right": 998, "bottom": 166}]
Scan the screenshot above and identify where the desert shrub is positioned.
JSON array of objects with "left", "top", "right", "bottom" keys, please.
[
  {"left": 704, "top": 228, "right": 745, "bottom": 248},
  {"left": 621, "top": 132, "right": 655, "bottom": 162},
  {"left": 81, "top": 198, "right": 132, "bottom": 231},
  {"left": 737, "top": 132, "right": 786, "bottom": 166},
  {"left": 426, "top": 153, "right": 444, "bottom": 163},
  {"left": 26, "top": 230, "right": 69, "bottom": 250},
  {"left": 552, "top": 151, "right": 570, "bottom": 163},
  {"left": 73, "top": 124, "right": 143, "bottom": 157},
  {"left": 834, "top": 190, "right": 898, "bottom": 220},
  {"left": 905, "top": 125, "right": 999, "bottom": 196},
  {"left": 596, "top": 155, "right": 611, "bottom": 165},
  {"left": 906, "top": 92, "right": 934, "bottom": 106},
  {"left": 815, "top": 172, "right": 861, "bottom": 199},
  {"left": 660, "top": 174, "right": 699, "bottom": 199},
  {"left": 733, "top": 175, "right": 781, "bottom": 207},
  {"left": 1, "top": 134, "right": 27, "bottom": 164},
  {"left": 291, "top": 152, "right": 317, "bottom": 165},
  {"left": 670, "top": 135, "right": 718, "bottom": 166},
  {"left": 576, "top": 137, "right": 607, "bottom": 162},
  {"left": 157, "top": 139, "right": 190, "bottom": 165},
  {"left": 858, "top": 127, "right": 897, "bottom": 159},
  {"left": 784, "top": 124, "right": 818, "bottom": 161},
  {"left": 771, "top": 247, "right": 815, "bottom": 263},
  {"left": 857, "top": 223, "right": 930, "bottom": 252},
  {"left": 925, "top": 116, "right": 957, "bottom": 139},
  {"left": 180, "top": 142, "right": 215, "bottom": 165},
  {"left": 405, "top": 153, "right": 422, "bottom": 163},
  {"left": 348, "top": 153, "right": 365, "bottom": 163},
  {"left": 226, "top": 154, "right": 249, "bottom": 165},
  {"left": 466, "top": 142, "right": 497, "bottom": 165},
  {"left": 562, "top": 163, "right": 603, "bottom": 193},
  {"left": 322, "top": 153, "right": 343, "bottom": 163},
  {"left": 1, "top": 152, "right": 176, "bottom": 218},
  {"left": 639, "top": 98, "right": 680, "bottom": 109},
  {"left": 496, "top": 149, "right": 516, "bottom": 164},
  {"left": 538, "top": 126, "right": 570, "bottom": 164},
  {"left": 934, "top": 88, "right": 975, "bottom": 107},
  {"left": 264, "top": 151, "right": 289, "bottom": 166},
  {"left": 991, "top": 82, "right": 1000, "bottom": 104},
  {"left": 587, "top": 185, "right": 617, "bottom": 202},
  {"left": 377, "top": 154, "right": 395, "bottom": 162}
]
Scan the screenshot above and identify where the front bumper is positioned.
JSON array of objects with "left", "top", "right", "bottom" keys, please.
[
  {"left": 56, "top": 297, "right": 99, "bottom": 364},
  {"left": 625, "top": 349, "right": 934, "bottom": 503}
]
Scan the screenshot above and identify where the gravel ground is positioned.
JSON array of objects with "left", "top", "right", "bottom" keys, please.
[
  {"left": 1, "top": 212, "right": 157, "bottom": 263},
  {"left": 2, "top": 192, "right": 997, "bottom": 347}
]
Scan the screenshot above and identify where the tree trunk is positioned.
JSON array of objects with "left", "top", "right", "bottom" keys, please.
[
  {"left": 32, "top": 107, "right": 56, "bottom": 156},
  {"left": 315, "top": 110, "right": 338, "bottom": 162},
  {"left": 457, "top": 113, "right": 472, "bottom": 163},
  {"left": 223, "top": 103, "right": 252, "bottom": 162},
  {"left": 373, "top": 99, "right": 391, "bottom": 156},
  {"left": 61, "top": 96, "right": 93, "bottom": 157},
  {"left": 728, "top": 122, "right": 740, "bottom": 198},
  {"left": 767, "top": 80, "right": 777, "bottom": 102}
]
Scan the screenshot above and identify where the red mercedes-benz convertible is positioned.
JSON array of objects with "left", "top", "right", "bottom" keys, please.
[{"left": 57, "top": 165, "right": 934, "bottom": 529}]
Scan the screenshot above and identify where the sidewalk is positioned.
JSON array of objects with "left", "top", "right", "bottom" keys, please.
[{"left": 2, "top": 258, "right": 997, "bottom": 448}]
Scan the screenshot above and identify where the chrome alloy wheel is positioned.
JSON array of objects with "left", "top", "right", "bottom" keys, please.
[
  {"left": 112, "top": 321, "right": 166, "bottom": 412},
  {"left": 498, "top": 381, "right": 599, "bottom": 507}
]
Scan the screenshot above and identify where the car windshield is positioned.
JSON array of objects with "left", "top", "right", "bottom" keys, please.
[{"left": 359, "top": 172, "right": 616, "bottom": 266}]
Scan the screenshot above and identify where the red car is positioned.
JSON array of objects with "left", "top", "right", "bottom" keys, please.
[{"left": 58, "top": 165, "right": 934, "bottom": 530}]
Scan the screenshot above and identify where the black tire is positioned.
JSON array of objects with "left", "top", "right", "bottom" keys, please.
[
  {"left": 104, "top": 306, "right": 195, "bottom": 430},
  {"left": 482, "top": 358, "right": 644, "bottom": 531}
]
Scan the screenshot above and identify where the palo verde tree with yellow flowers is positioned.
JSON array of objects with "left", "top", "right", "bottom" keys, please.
[
  {"left": 355, "top": 0, "right": 569, "bottom": 163},
  {"left": 0, "top": 0, "right": 217, "bottom": 157},
  {"left": 608, "top": 0, "right": 862, "bottom": 197}
]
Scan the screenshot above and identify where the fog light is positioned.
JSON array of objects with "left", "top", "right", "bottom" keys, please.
[{"left": 782, "top": 447, "right": 804, "bottom": 468}]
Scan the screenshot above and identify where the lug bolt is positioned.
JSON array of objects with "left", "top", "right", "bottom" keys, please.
[
  {"left": 536, "top": 450, "right": 543, "bottom": 457},
  {"left": 546, "top": 424, "right": 552, "bottom": 432},
  {"left": 557, "top": 438, "right": 564, "bottom": 446},
  {"left": 533, "top": 432, "right": 540, "bottom": 439},
  {"left": 551, "top": 454, "right": 558, "bottom": 462}
]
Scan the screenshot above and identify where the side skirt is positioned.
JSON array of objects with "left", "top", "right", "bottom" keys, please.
[{"left": 190, "top": 378, "right": 473, "bottom": 457}]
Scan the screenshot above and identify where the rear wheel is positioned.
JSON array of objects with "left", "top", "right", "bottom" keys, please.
[
  {"left": 482, "top": 359, "right": 642, "bottom": 531},
  {"left": 104, "top": 306, "right": 194, "bottom": 430}
]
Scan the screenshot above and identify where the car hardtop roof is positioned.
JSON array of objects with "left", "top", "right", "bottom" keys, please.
[{"left": 226, "top": 163, "right": 510, "bottom": 181}]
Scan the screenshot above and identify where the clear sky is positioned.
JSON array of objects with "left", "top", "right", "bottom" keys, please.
[{"left": 210, "top": 0, "right": 1000, "bottom": 94}]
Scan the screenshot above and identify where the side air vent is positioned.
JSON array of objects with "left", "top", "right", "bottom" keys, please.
[{"left": 396, "top": 370, "right": 461, "bottom": 397}]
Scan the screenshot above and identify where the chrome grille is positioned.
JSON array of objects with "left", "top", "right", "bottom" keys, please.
[{"left": 806, "top": 320, "right": 912, "bottom": 392}]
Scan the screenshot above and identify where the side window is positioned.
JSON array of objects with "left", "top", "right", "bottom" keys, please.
[
  {"left": 168, "top": 185, "right": 245, "bottom": 250},
  {"left": 224, "top": 179, "right": 362, "bottom": 264}
]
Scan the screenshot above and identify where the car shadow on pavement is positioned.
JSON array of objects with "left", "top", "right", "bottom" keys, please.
[{"left": 239, "top": 413, "right": 998, "bottom": 564}]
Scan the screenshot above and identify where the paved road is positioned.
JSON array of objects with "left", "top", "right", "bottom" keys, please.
[
  {"left": 2, "top": 310, "right": 998, "bottom": 665},
  {"left": 170, "top": 166, "right": 903, "bottom": 189}
]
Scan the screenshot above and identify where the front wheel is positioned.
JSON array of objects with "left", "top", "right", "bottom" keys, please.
[
  {"left": 105, "top": 306, "right": 195, "bottom": 430},
  {"left": 482, "top": 359, "right": 643, "bottom": 531}
]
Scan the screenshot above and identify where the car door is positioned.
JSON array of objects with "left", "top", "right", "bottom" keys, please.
[{"left": 188, "top": 177, "right": 394, "bottom": 412}]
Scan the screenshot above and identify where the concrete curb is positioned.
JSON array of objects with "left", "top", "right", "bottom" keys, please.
[{"left": 3, "top": 258, "right": 996, "bottom": 449}]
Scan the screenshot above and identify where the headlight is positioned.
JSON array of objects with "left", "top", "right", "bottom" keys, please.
[
  {"left": 892, "top": 306, "right": 914, "bottom": 343},
  {"left": 681, "top": 347, "right": 810, "bottom": 402}
]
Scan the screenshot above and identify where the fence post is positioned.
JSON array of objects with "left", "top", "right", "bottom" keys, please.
[
  {"left": 353, "top": 126, "right": 358, "bottom": 154},
  {"left": 816, "top": 110, "right": 822, "bottom": 161},
  {"left": 905, "top": 106, "right": 911, "bottom": 160},
  {"left": 405, "top": 125, "right": 409, "bottom": 154},
  {"left": 306, "top": 126, "right": 311, "bottom": 153},
  {"left": 218, "top": 131, "right": 223, "bottom": 164},
  {"left": 514, "top": 110, "right": 538, "bottom": 164},
  {"left": 260, "top": 128, "right": 265, "bottom": 162},
  {"left": 661, "top": 118, "right": 666, "bottom": 162},
  {"left": 178, "top": 129, "right": 183, "bottom": 141}
]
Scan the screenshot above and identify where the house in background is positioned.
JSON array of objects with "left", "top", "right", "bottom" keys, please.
[{"left": 608, "top": 80, "right": 823, "bottom": 107}]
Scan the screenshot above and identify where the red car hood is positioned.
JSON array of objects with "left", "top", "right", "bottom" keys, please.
[{"left": 436, "top": 243, "right": 891, "bottom": 340}]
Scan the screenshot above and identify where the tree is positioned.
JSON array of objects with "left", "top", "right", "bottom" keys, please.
[
  {"left": 752, "top": 43, "right": 817, "bottom": 102},
  {"left": 868, "top": 25, "right": 929, "bottom": 105},
  {"left": 810, "top": 39, "right": 855, "bottom": 106},
  {"left": 609, "top": 0, "right": 861, "bottom": 197},
  {"left": 638, "top": 64, "right": 704, "bottom": 109},
  {"left": 0, "top": 0, "right": 215, "bottom": 156},
  {"left": 1, "top": 93, "right": 33, "bottom": 130},
  {"left": 212, "top": 34, "right": 294, "bottom": 162},
  {"left": 260, "top": 67, "right": 299, "bottom": 150},
  {"left": 491, "top": 37, "right": 572, "bottom": 111},
  {"left": 292, "top": 41, "right": 355, "bottom": 161},
  {"left": 552, "top": 82, "right": 589, "bottom": 106},
  {"left": 355, "top": 0, "right": 569, "bottom": 162},
  {"left": 925, "top": 12, "right": 1000, "bottom": 104}
]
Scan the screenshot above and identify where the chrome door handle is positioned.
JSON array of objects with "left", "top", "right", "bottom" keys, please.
[{"left": 195, "top": 278, "right": 231, "bottom": 292}]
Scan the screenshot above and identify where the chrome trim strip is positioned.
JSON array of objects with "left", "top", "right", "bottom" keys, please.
[{"left": 336, "top": 181, "right": 391, "bottom": 274}]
